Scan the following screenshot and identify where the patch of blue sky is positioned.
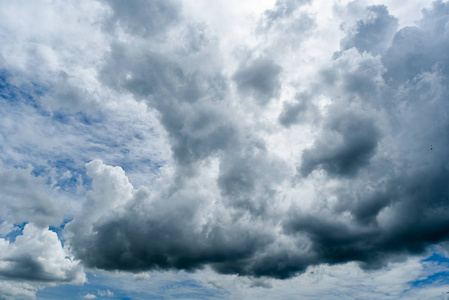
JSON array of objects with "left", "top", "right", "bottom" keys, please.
[
  {"left": 0, "top": 221, "right": 26, "bottom": 242},
  {"left": 1, "top": 71, "right": 164, "bottom": 185},
  {"left": 49, "top": 158, "right": 91, "bottom": 191},
  {"left": 37, "top": 272, "right": 228, "bottom": 300},
  {"left": 0, "top": 68, "right": 48, "bottom": 112},
  {"left": 0, "top": 67, "right": 168, "bottom": 224},
  {"left": 408, "top": 252, "right": 449, "bottom": 289},
  {"left": 412, "top": 271, "right": 449, "bottom": 288},
  {"left": 159, "top": 279, "right": 226, "bottom": 299},
  {"left": 49, "top": 218, "right": 73, "bottom": 244},
  {"left": 2, "top": 219, "right": 72, "bottom": 249},
  {"left": 423, "top": 253, "right": 449, "bottom": 264}
]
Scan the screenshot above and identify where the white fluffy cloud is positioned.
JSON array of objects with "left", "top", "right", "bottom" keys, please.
[{"left": 0, "top": 224, "right": 85, "bottom": 299}]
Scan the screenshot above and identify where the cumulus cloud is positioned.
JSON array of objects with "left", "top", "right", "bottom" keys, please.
[
  {"left": 339, "top": 4, "right": 398, "bottom": 55},
  {"left": 383, "top": 1, "right": 449, "bottom": 84},
  {"left": 59, "top": 0, "right": 449, "bottom": 282},
  {"left": 65, "top": 159, "right": 283, "bottom": 276},
  {"left": 0, "top": 224, "right": 85, "bottom": 299},
  {"left": 2, "top": 0, "right": 449, "bottom": 298},
  {"left": 300, "top": 109, "right": 380, "bottom": 176}
]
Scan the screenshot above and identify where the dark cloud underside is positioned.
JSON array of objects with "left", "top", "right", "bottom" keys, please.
[{"left": 61, "top": 0, "right": 449, "bottom": 281}]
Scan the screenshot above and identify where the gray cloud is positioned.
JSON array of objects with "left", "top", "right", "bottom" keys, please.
[
  {"left": 278, "top": 92, "right": 318, "bottom": 127},
  {"left": 65, "top": 160, "right": 279, "bottom": 277},
  {"left": 300, "top": 111, "right": 380, "bottom": 176},
  {"left": 67, "top": 14, "right": 295, "bottom": 274},
  {"left": 69, "top": 6, "right": 300, "bottom": 278},
  {"left": 0, "top": 224, "right": 85, "bottom": 298},
  {"left": 100, "top": 42, "right": 234, "bottom": 167},
  {"left": 233, "top": 58, "right": 282, "bottom": 105},
  {"left": 286, "top": 0, "right": 449, "bottom": 271},
  {"left": 63, "top": 0, "right": 449, "bottom": 281},
  {"left": 103, "top": 0, "right": 181, "bottom": 37},
  {"left": 284, "top": 164, "right": 449, "bottom": 269},
  {"left": 2, "top": 1, "right": 449, "bottom": 296},
  {"left": 340, "top": 5, "right": 398, "bottom": 55}
]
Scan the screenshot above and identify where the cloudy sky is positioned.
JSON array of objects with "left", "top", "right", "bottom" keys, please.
[{"left": 1, "top": 0, "right": 449, "bottom": 299}]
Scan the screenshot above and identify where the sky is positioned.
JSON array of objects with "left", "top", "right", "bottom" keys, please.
[{"left": 1, "top": 0, "right": 449, "bottom": 299}]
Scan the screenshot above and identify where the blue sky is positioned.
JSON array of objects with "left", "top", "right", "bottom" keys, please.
[{"left": 1, "top": 0, "right": 449, "bottom": 299}]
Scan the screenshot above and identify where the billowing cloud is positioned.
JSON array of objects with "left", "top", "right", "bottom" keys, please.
[
  {"left": 62, "top": 0, "right": 449, "bottom": 281},
  {"left": 0, "top": 224, "right": 85, "bottom": 299},
  {"left": 299, "top": 110, "right": 380, "bottom": 176},
  {"left": 339, "top": 4, "right": 398, "bottom": 55},
  {"left": 1, "top": 0, "right": 449, "bottom": 298}
]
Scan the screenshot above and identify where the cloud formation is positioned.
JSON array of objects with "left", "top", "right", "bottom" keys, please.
[
  {"left": 0, "top": 224, "right": 85, "bottom": 299},
  {"left": 1, "top": 0, "right": 449, "bottom": 298},
  {"left": 233, "top": 57, "right": 282, "bottom": 105},
  {"left": 62, "top": 0, "right": 449, "bottom": 280}
]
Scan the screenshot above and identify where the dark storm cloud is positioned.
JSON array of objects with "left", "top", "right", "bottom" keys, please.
[
  {"left": 64, "top": 0, "right": 449, "bottom": 281},
  {"left": 217, "top": 142, "right": 289, "bottom": 214},
  {"left": 100, "top": 42, "right": 235, "bottom": 167},
  {"left": 65, "top": 161, "right": 283, "bottom": 277},
  {"left": 232, "top": 58, "right": 282, "bottom": 105},
  {"left": 0, "top": 224, "right": 84, "bottom": 286},
  {"left": 300, "top": 111, "right": 380, "bottom": 176},
  {"left": 287, "top": 0, "right": 449, "bottom": 271},
  {"left": 0, "top": 256, "right": 57, "bottom": 282},
  {"left": 75, "top": 197, "right": 273, "bottom": 274},
  {"left": 68, "top": 30, "right": 295, "bottom": 272},
  {"left": 284, "top": 165, "right": 449, "bottom": 269}
]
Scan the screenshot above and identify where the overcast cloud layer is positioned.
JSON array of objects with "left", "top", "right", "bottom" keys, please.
[{"left": 1, "top": 0, "right": 449, "bottom": 299}]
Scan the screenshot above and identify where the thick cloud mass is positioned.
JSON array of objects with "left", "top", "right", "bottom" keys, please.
[
  {"left": 2, "top": 0, "right": 449, "bottom": 297},
  {"left": 340, "top": 5, "right": 398, "bottom": 55},
  {"left": 0, "top": 224, "right": 85, "bottom": 299},
  {"left": 300, "top": 111, "right": 380, "bottom": 176},
  {"left": 233, "top": 58, "right": 282, "bottom": 105},
  {"left": 60, "top": 0, "right": 449, "bottom": 281}
]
